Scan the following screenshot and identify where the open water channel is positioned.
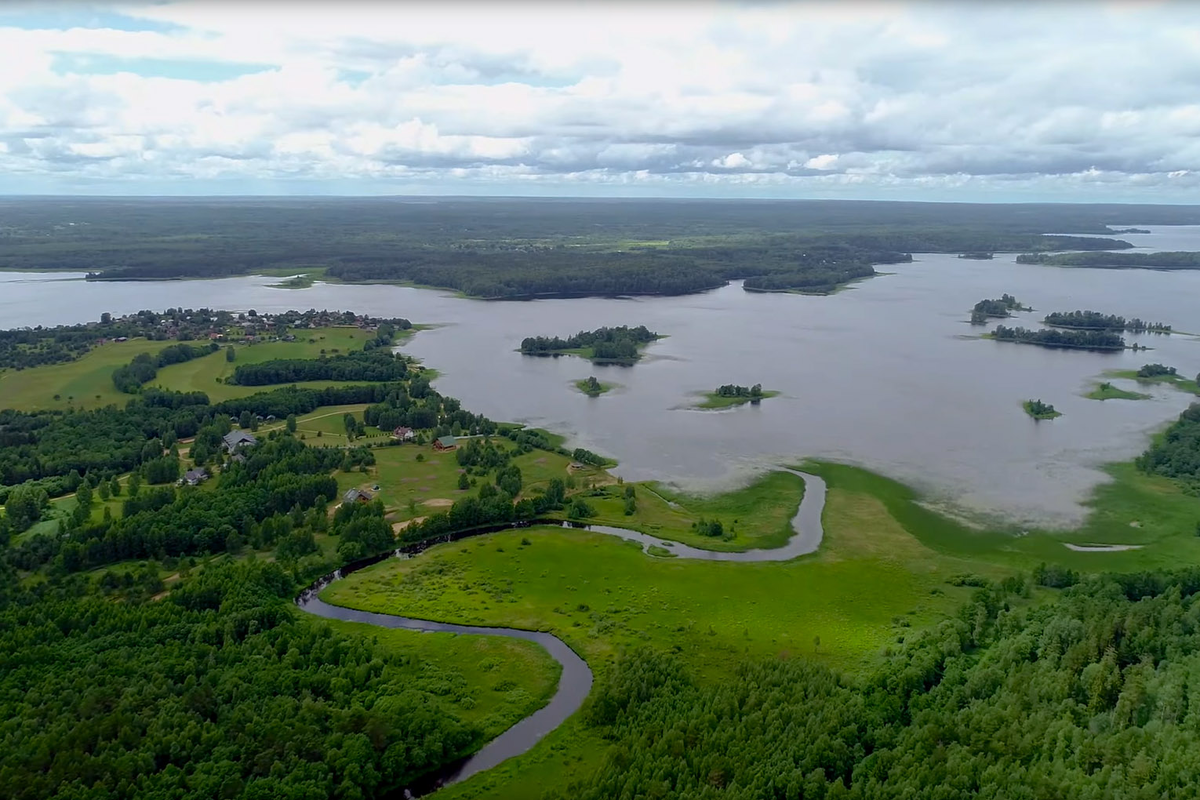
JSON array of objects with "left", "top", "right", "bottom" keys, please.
[{"left": 2, "top": 225, "right": 1199, "bottom": 527}]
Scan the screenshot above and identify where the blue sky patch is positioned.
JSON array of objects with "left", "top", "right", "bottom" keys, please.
[
  {"left": 0, "top": 7, "right": 184, "bottom": 34},
  {"left": 52, "top": 53, "right": 274, "bottom": 81}
]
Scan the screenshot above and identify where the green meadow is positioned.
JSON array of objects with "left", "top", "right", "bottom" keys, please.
[
  {"left": 1085, "top": 381, "right": 1150, "bottom": 400},
  {"left": 0, "top": 326, "right": 417, "bottom": 410}
]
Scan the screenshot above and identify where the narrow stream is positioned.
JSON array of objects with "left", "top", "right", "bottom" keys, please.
[{"left": 295, "top": 469, "right": 826, "bottom": 794}]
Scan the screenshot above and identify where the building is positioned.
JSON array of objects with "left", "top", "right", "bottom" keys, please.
[
  {"left": 183, "top": 468, "right": 208, "bottom": 486},
  {"left": 392, "top": 426, "right": 415, "bottom": 441},
  {"left": 222, "top": 430, "right": 257, "bottom": 452},
  {"left": 433, "top": 435, "right": 457, "bottom": 451},
  {"left": 343, "top": 488, "right": 373, "bottom": 505}
]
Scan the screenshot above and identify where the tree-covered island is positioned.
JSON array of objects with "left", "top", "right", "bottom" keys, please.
[
  {"left": 520, "top": 325, "right": 662, "bottom": 365},
  {"left": 694, "top": 383, "right": 780, "bottom": 409},
  {"left": 1042, "top": 310, "right": 1172, "bottom": 333},
  {"left": 970, "top": 294, "right": 1029, "bottom": 324},
  {"left": 1023, "top": 399, "right": 1062, "bottom": 420},
  {"left": 1017, "top": 250, "right": 1200, "bottom": 269},
  {"left": 957, "top": 252, "right": 994, "bottom": 259},
  {"left": 574, "top": 376, "right": 616, "bottom": 397},
  {"left": 989, "top": 325, "right": 1126, "bottom": 351}
]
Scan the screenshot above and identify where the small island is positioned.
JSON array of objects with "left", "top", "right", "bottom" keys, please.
[
  {"left": 989, "top": 325, "right": 1125, "bottom": 351},
  {"left": 695, "top": 383, "right": 779, "bottom": 410},
  {"left": 574, "top": 376, "right": 616, "bottom": 397},
  {"left": 970, "top": 294, "right": 1030, "bottom": 324},
  {"left": 1085, "top": 381, "right": 1150, "bottom": 401},
  {"left": 520, "top": 325, "right": 662, "bottom": 366},
  {"left": 1023, "top": 399, "right": 1062, "bottom": 420},
  {"left": 1107, "top": 227, "right": 1151, "bottom": 234},
  {"left": 958, "top": 252, "right": 994, "bottom": 260},
  {"left": 1042, "top": 310, "right": 1171, "bottom": 334}
]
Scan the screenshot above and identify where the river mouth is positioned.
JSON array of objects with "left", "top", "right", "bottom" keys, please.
[{"left": 295, "top": 470, "right": 826, "bottom": 794}]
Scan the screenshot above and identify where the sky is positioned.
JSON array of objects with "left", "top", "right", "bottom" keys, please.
[{"left": 3, "top": 1, "right": 1200, "bottom": 201}]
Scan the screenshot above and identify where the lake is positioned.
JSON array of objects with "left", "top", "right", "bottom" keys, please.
[{"left": 3, "top": 225, "right": 1199, "bottom": 527}]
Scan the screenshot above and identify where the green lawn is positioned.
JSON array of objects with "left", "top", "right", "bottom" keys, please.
[
  {"left": 1085, "top": 381, "right": 1150, "bottom": 401},
  {"left": 693, "top": 390, "right": 780, "bottom": 409}
]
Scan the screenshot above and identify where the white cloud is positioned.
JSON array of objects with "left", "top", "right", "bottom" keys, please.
[{"left": 2, "top": 1, "right": 1200, "bottom": 199}]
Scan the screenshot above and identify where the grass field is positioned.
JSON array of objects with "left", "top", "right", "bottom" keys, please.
[
  {"left": 583, "top": 471, "right": 806, "bottom": 551},
  {"left": 1085, "top": 381, "right": 1150, "bottom": 401},
  {"left": 0, "top": 338, "right": 177, "bottom": 411},
  {"left": 0, "top": 327, "right": 410, "bottom": 411},
  {"left": 334, "top": 438, "right": 599, "bottom": 523},
  {"left": 693, "top": 389, "right": 780, "bottom": 409}
]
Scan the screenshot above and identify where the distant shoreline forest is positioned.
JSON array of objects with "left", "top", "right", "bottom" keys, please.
[{"left": 0, "top": 197, "right": 1170, "bottom": 300}]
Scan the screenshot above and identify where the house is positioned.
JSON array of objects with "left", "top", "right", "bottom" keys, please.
[
  {"left": 392, "top": 426, "right": 415, "bottom": 441},
  {"left": 222, "top": 430, "right": 257, "bottom": 452},
  {"left": 433, "top": 435, "right": 457, "bottom": 451},
  {"left": 343, "top": 488, "right": 373, "bottom": 505},
  {"left": 183, "top": 467, "right": 208, "bottom": 486}
]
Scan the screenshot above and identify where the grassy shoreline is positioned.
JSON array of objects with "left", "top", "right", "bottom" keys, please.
[
  {"left": 693, "top": 389, "right": 780, "bottom": 409},
  {"left": 1106, "top": 369, "right": 1200, "bottom": 396},
  {"left": 1085, "top": 381, "right": 1150, "bottom": 401}
]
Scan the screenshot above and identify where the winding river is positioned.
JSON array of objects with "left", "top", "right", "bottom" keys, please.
[{"left": 295, "top": 470, "right": 826, "bottom": 794}]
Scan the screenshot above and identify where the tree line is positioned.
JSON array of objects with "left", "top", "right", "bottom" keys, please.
[
  {"left": 1043, "top": 310, "right": 1171, "bottom": 333},
  {"left": 1018, "top": 250, "right": 1200, "bottom": 269},
  {"left": 991, "top": 325, "right": 1125, "bottom": 350},
  {"left": 1136, "top": 402, "right": 1200, "bottom": 487},
  {"left": 231, "top": 349, "right": 411, "bottom": 386}
]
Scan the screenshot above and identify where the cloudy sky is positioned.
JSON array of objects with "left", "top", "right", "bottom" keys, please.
[{"left": 3, "top": 1, "right": 1200, "bottom": 200}]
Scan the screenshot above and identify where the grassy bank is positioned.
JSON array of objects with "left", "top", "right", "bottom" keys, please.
[
  {"left": 1106, "top": 369, "right": 1200, "bottom": 396},
  {"left": 1085, "top": 381, "right": 1150, "bottom": 401},
  {"left": 572, "top": 378, "right": 616, "bottom": 397},
  {"left": 693, "top": 389, "right": 780, "bottom": 409}
]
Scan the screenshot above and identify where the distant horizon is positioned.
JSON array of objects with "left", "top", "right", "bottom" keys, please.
[{"left": 4, "top": 192, "right": 1200, "bottom": 209}]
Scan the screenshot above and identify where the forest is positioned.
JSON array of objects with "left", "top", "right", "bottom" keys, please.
[
  {"left": 1136, "top": 402, "right": 1200, "bottom": 487},
  {"left": 0, "top": 197, "right": 1158, "bottom": 299},
  {"left": 970, "top": 294, "right": 1026, "bottom": 324},
  {"left": 552, "top": 568, "right": 1200, "bottom": 799},
  {"left": 1043, "top": 310, "right": 1171, "bottom": 333},
  {"left": 1137, "top": 363, "right": 1178, "bottom": 378},
  {"left": 520, "top": 325, "right": 660, "bottom": 364},
  {"left": 231, "top": 350, "right": 411, "bottom": 386},
  {"left": 1018, "top": 251, "right": 1200, "bottom": 269},
  {"left": 991, "top": 325, "right": 1126, "bottom": 350}
]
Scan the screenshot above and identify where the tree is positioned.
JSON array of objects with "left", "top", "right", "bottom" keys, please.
[
  {"left": 109, "top": 476, "right": 121, "bottom": 497},
  {"left": 75, "top": 480, "right": 93, "bottom": 511},
  {"left": 458, "top": 472, "right": 470, "bottom": 490},
  {"left": 127, "top": 473, "right": 141, "bottom": 498},
  {"left": 239, "top": 410, "right": 252, "bottom": 429},
  {"left": 5, "top": 484, "right": 48, "bottom": 532},
  {"left": 97, "top": 478, "right": 111, "bottom": 502},
  {"left": 225, "top": 345, "right": 236, "bottom": 362},
  {"left": 286, "top": 414, "right": 297, "bottom": 433}
]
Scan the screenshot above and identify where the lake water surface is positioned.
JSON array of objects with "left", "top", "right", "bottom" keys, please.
[{"left": 2, "top": 226, "right": 1199, "bottom": 527}]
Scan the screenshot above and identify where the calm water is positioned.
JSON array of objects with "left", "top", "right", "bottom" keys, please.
[{"left": 3, "top": 226, "right": 1199, "bottom": 527}]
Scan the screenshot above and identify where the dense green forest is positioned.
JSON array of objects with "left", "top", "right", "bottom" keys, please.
[
  {"left": 991, "top": 325, "right": 1126, "bottom": 350},
  {"left": 0, "top": 197, "right": 1156, "bottom": 298},
  {"left": 970, "top": 294, "right": 1026, "bottom": 324},
  {"left": 520, "top": 325, "right": 660, "bottom": 364},
  {"left": 1018, "top": 251, "right": 1200, "bottom": 269},
  {"left": 555, "top": 568, "right": 1200, "bottom": 799},
  {"left": 1043, "top": 310, "right": 1171, "bottom": 333},
  {"left": 1136, "top": 402, "right": 1200, "bottom": 487},
  {"left": 0, "top": 558, "right": 497, "bottom": 800},
  {"left": 231, "top": 350, "right": 410, "bottom": 386}
]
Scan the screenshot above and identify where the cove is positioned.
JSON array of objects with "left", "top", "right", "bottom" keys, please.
[{"left": 295, "top": 470, "right": 826, "bottom": 793}]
